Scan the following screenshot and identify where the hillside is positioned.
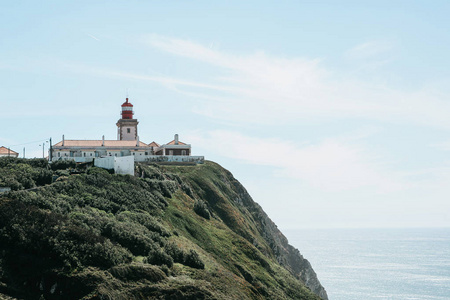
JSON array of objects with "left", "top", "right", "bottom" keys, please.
[{"left": 0, "top": 157, "right": 327, "bottom": 300}]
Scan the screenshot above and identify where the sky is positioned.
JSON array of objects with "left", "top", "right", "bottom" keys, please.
[{"left": 1, "top": 1, "right": 450, "bottom": 229}]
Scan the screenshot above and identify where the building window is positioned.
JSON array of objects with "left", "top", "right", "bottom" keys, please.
[
  {"left": 182, "top": 150, "right": 186, "bottom": 155},
  {"left": 57, "top": 152, "right": 60, "bottom": 157},
  {"left": 90, "top": 153, "right": 92, "bottom": 156},
  {"left": 133, "top": 153, "right": 135, "bottom": 155},
  {"left": 169, "top": 150, "right": 173, "bottom": 155},
  {"left": 127, "top": 128, "right": 130, "bottom": 133},
  {"left": 145, "top": 152, "right": 148, "bottom": 155}
]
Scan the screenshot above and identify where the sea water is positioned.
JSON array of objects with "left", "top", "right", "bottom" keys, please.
[{"left": 283, "top": 228, "right": 450, "bottom": 300}]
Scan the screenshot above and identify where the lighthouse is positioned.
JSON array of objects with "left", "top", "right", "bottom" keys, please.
[{"left": 116, "top": 98, "right": 139, "bottom": 141}]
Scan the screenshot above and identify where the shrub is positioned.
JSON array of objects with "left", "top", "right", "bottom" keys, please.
[
  {"left": 184, "top": 249, "right": 205, "bottom": 269},
  {"left": 50, "top": 159, "right": 76, "bottom": 170},
  {"left": 55, "top": 169, "right": 70, "bottom": 177},
  {"left": 145, "top": 248, "right": 173, "bottom": 268},
  {"left": 165, "top": 242, "right": 186, "bottom": 263},
  {"left": 159, "top": 181, "right": 177, "bottom": 198},
  {"left": 103, "top": 220, "right": 163, "bottom": 256},
  {"left": 0, "top": 161, "right": 52, "bottom": 190},
  {"left": 117, "top": 210, "right": 170, "bottom": 237},
  {"left": 194, "top": 200, "right": 210, "bottom": 219},
  {"left": 109, "top": 264, "right": 166, "bottom": 282},
  {"left": 86, "top": 167, "right": 111, "bottom": 176},
  {"left": 164, "top": 242, "right": 205, "bottom": 269},
  {"left": 0, "top": 201, "right": 132, "bottom": 270},
  {"left": 34, "top": 168, "right": 53, "bottom": 186},
  {"left": 181, "top": 182, "right": 194, "bottom": 198},
  {"left": 160, "top": 264, "right": 170, "bottom": 276}
]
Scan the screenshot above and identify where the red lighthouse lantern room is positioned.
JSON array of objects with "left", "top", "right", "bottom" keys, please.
[{"left": 121, "top": 98, "right": 134, "bottom": 119}]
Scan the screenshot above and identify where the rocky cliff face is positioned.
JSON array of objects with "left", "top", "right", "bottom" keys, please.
[
  {"left": 0, "top": 158, "right": 327, "bottom": 299},
  {"left": 249, "top": 202, "right": 327, "bottom": 299},
  {"left": 175, "top": 162, "right": 328, "bottom": 300}
]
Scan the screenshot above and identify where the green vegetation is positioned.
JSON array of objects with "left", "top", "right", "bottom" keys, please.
[{"left": 0, "top": 157, "right": 324, "bottom": 299}]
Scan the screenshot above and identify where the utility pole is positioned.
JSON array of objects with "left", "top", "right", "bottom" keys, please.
[
  {"left": 23, "top": 147, "right": 25, "bottom": 158},
  {"left": 49, "top": 137, "right": 52, "bottom": 162},
  {"left": 39, "top": 141, "right": 48, "bottom": 159}
]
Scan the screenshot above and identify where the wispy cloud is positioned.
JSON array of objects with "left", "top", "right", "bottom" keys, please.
[
  {"left": 345, "top": 40, "right": 393, "bottom": 60},
  {"left": 30, "top": 35, "right": 449, "bottom": 129},
  {"left": 188, "top": 130, "right": 407, "bottom": 192},
  {"left": 87, "top": 34, "right": 100, "bottom": 41},
  {"left": 142, "top": 35, "right": 450, "bottom": 129}
]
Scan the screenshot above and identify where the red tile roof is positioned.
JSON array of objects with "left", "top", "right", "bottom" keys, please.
[
  {"left": 148, "top": 141, "right": 160, "bottom": 147},
  {"left": 0, "top": 146, "right": 19, "bottom": 155},
  {"left": 166, "top": 140, "right": 187, "bottom": 145},
  {"left": 53, "top": 140, "right": 148, "bottom": 147}
]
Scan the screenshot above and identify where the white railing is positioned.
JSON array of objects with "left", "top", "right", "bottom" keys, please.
[
  {"left": 51, "top": 155, "right": 204, "bottom": 164},
  {"left": 140, "top": 155, "right": 204, "bottom": 164}
]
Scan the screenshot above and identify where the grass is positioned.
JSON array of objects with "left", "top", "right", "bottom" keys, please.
[{"left": 0, "top": 158, "right": 322, "bottom": 299}]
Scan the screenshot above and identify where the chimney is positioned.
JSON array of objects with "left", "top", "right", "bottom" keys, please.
[
  {"left": 175, "top": 134, "right": 179, "bottom": 145},
  {"left": 136, "top": 135, "right": 139, "bottom": 147},
  {"left": 62, "top": 135, "right": 65, "bottom": 146},
  {"left": 102, "top": 135, "right": 105, "bottom": 146}
]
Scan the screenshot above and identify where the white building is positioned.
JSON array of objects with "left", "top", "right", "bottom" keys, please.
[
  {"left": 51, "top": 98, "right": 203, "bottom": 164},
  {"left": 52, "top": 137, "right": 150, "bottom": 160}
]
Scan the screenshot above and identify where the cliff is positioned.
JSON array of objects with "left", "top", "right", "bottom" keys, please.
[{"left": 0, "top": 158, "right": 327, "bottom": 299}]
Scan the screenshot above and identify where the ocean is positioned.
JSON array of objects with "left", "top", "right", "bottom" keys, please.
[{"left": 283, "top": 228, "right": 450, "bottom": 300}]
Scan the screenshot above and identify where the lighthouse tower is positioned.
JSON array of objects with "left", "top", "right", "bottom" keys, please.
[{"left": 116, "top": 98, "right": 139, "bottom": 141}]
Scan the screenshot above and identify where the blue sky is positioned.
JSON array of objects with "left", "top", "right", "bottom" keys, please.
[{"left": 2, "top": 1, "right": 450, "bottom": 229}]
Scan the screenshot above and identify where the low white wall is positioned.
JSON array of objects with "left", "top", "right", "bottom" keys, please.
[
  {"left": 94, "top": 156, "right": 135, "bottom": 175},
  {"left": 94, "top": 156, "right": 115, "bottom": 170},
  {"left": 113, "top": 155, "right": 134, "bottom": 175},
  {"left": 74, "top": 157, "right": 94, "bottom": 163},
  {"left": 53, "top": 155, "right": 204, "bottom": 165},
  {"left": 50, "top": 157, "right": 94, "bottom": 163}
]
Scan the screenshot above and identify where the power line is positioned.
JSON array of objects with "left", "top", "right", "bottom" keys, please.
[{"left": 8, "top": 138, "right": 51, "bottom": 147}]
